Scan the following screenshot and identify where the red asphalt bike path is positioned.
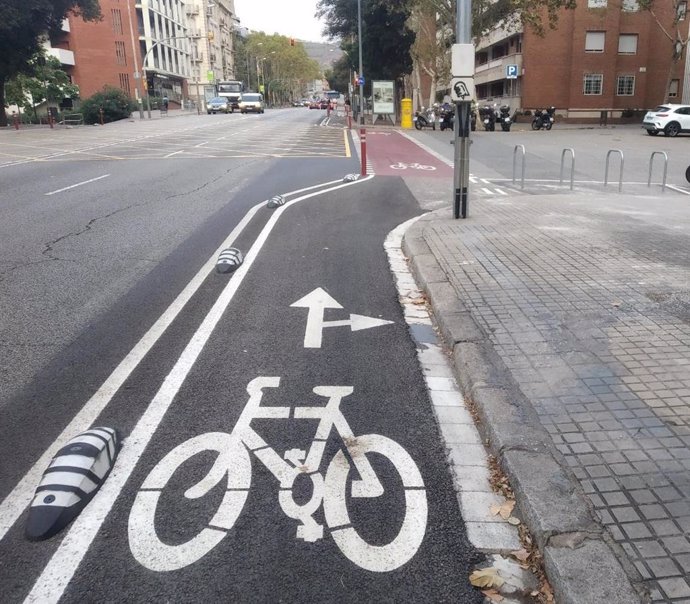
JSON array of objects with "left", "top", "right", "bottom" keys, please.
[{"left": 365, "top": 130, "right": 453, "bottom": 178}]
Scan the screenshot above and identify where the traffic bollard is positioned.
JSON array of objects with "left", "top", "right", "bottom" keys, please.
[
  {"left": 99, "top": 107, "right": 104, "bottom": 125},
  {"left": 360, "top": 127, "right": 367, "bottom": 177}
]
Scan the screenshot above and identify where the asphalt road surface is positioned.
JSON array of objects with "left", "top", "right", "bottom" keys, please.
[{"left": 0, "top": 110, "right": 481, "bottom": 603}]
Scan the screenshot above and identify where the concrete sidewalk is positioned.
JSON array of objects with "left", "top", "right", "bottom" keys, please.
[{"left": 402, "top": 191, "right": 689, "bottom": 603}]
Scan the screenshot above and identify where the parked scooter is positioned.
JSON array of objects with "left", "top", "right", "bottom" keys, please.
[
  {"left": 414, "top": 107, "right": 436, "bottom": 130},
  {"left": 479, "top": 105, "right": 497, "bottom": 131},
  {"left": 439, "top": 104, "right": 477, "bottom": 132},
  {"left": 498, "top": 105, "right": 512, "bottom": 132},
  {"left": 531, "top": 106, "right": 556, "bottom": 130}
]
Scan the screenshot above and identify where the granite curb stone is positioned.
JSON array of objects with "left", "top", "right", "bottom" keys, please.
[{"left": 402, "top": 215, "right": 648, "bottom": 604}]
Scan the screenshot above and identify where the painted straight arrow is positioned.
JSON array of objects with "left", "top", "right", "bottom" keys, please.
[{"left": 290, "top": 287, "right": 394, "bottom": 348}]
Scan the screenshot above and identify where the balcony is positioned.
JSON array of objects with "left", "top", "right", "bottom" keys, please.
[
  {"left": 474, "top": 53, "right": 522, "bottom": 86},
  {"left": 48, "top": 47, "right": 76, "bottom": 66}
]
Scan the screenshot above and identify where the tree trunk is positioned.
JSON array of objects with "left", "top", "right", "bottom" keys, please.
[
  {"left": 428, "top": 75, "right": 436, "bottom": 108},
  {"left": 0, "top": 76, "right": 8, "bottom": 127}
]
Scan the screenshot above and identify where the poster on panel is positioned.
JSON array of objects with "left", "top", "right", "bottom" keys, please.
[{"left": 372, "top": 81, "right": 395, "bottom": 115}]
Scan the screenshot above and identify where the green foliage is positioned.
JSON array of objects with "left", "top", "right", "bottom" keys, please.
[
  {"left": 5, "top": 54, "right": 79, "bottom": 118},
  {"left": 80, "top": 87, "right": 136, "bottom": 124},
  {"left": 317, "top": 0, "right": 414, "bottom": 91},
  {"left": 0, "top": 0, "right": 101, "bottom": 126},
  {"left": 241, "top": 32, "right": 321, "bottom": 95}
]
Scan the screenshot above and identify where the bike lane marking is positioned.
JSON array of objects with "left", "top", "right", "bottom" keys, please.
[
  {"left": 366, "top": 131, "right": 453, "bottom": 177},
  {"left": 0, "top": 178, "right": 345, "bottom": 545},
  {"left": 24, "top": 176, "right": 375, "bottom": 604}
]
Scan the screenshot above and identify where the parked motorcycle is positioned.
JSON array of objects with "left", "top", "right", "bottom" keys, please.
[
  {"left": 414, "top": 107, "right": 436, "bottom": 130},
  {"left": 479, "top": 105, "right": 497, "bottom": 131},
  {"left": 532, "top": 106, "right": 556, "bottom": 130},
  {"left": 498, "top": 105, "right": 512, "bottom": 132},
  {"left": 439, "top": 104, "right": 477, "bottom": 132}
]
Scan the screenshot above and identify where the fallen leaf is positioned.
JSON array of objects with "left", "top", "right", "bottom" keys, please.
[
  {"left": 506, "top": 516, "right": 521, "bottom": 525},
  {"left": 512, "top": 548, "right": 530, "bottom": 562},
  {"left": 612, "top": 300, "right": 622, "bottom": 307},
  {"left": 481, "top": 588, "right": 505, "bottom": 602},
  {"left": 469, "top": 568, "right": 505, "bottom": 589},
  {"left": 490, "top": 500, "right": 515, "bottom": 519}
]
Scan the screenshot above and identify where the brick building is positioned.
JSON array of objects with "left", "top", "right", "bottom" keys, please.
[
  {"left": 45, "top": 0, "right": 239, "bottom": 110},
  {"left": 475, "top": 1, "right": 690, "bottom": 119}
]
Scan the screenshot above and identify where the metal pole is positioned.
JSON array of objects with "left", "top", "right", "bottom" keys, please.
[
  {"left": 453, "top": 0, "right": 472, "bottom": 219},
  {"left": 125, "top": 0, "right": 144, "bottom": 119},
  {"left": 357, "top": 0, "right": 364, "bottom": 126}
]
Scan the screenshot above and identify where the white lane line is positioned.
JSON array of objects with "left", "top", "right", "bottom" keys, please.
[
  {"left": 481, "top": 187, "right": 492, "bottom": 195},
  {"left": 480, "top": 178, "right": 490, "bottom": 184},
  {"left": 44, "top": 174, "right": 111, "bottom": 196},
  {"left": 25, "top": 174, "right": 374, "bottom": 604},
  {"left": 495, "top": 188, "right": 508, "bottom": 195},
  {"left": 0, "top": 176, "right": 345, "bottom": 545},
  {"left": 163, "top": 150, "right": 184, "bottom": 158},
  {"left": 665, "top": 184, "right": 690, "bottom": 195}
]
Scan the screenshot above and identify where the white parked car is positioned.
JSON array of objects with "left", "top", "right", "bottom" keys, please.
[{"left": 642, "top": 104, "right": 690, "bottom": 137}]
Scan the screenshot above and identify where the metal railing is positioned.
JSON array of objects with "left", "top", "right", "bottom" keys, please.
[
  {"left": 648, "top": 151, "right": 668, "bottom": 192},
  {"left": 512, "top": 144, "right": 525, "bottom": 190},
  {"left": 559, "top": 148, "right": 575, "bottom": 191},
  {"left": 604, "top": 149, "right": 624, "bottom": 193}
]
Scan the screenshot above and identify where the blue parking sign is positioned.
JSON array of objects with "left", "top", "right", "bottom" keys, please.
[{"left": 506, "top": 64, "right": 518, "bottom": 79}]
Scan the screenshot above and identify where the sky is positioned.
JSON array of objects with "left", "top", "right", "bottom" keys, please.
[{"left": 233, "top": 0, "right": 329, "bottom": 43}]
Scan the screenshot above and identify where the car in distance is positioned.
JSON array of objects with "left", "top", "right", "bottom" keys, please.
[
  {"left": 206, "top": 97, "right": 230, "bottom": 114},
  {"left": 642, "top": 104, "right": 690, "bottom": 137},
  {"left": 308, "top": 99, "right": 320, "bottom": 109},
  {"left": 239, "top": 93, "right": 265, "bottom": 114}
]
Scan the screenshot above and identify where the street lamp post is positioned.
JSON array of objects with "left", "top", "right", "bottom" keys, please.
[
  {"left": 141, "top": 35, "right": 190, "bottom": 118},
  {"left": 357, "top": 0, "right": 364, "bottom": 125}
]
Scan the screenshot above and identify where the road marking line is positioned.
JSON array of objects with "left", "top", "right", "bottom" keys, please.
[
  {"left": 665, "top": 184, "right": 690, "bottom": 195},
  {"left": 44, "top": 174, "right": 111, "bottom": 196},
  {"left": 481, "top": 187, "right": 492, "bottom": 195},
  {"left": 0, "top": 176, "right": 349, "bottom": 546},
  {"left": 343, "top": 130, "right": 351, "bottom": 158},
  {"left": 164, "top": 150, "right": 184, "bottom": 158},
  {"left": 24, "top": 175, "right": 374, "bottom": 604},
  {"left": 495, "top": 188, "right": 508, "bottom": 195}
]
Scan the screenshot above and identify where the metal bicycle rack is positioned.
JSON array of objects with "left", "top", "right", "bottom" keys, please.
[
  {"left": 512, "top": 145, "right": 526, "bottom": 190},
  {"left": 604, "top": 149, "right": 624, "bottom": 193},
  {"left": 559, "top": 148, "right": 575, "bottom": 191},
  {"left": 647, "top": 151, "right": 668, "bottom": 192}
]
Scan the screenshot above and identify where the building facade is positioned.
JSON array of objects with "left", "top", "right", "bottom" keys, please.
[
  {"left": 475, "top": 1, "right": 690, "bottom": 118},
  {"left": 45, "top": 0, "right": 238, "bottom": 109}
]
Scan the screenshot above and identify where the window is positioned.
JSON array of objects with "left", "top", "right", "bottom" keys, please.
[
  {"left": 118, "top": 73, "right": 130, "bottom": 94},
  {"left": 111, "top": 9, "right": 123, "bottom": 35},
  {"left": 618, "top": 34, "right": 638, "bottom": 54},
  {"left": 115, "top": 40, "right": 127, "bottom": 65},
  {"left": 585, "top": 31, "right": 606, "bottom": 52},
  {"left": 669, "top": 79, "right": 680, "bottom": 97},
  {"left": 583, "top": 74, "right": 603, "bottom": 95},
  {"left": 616, "top": 75, "right": 635, "bottom": 95},
  {"left": 588, "top": 0, "right": 607, "bottom": 6},
  {"left": 622, "top": 0, "right": 639, "bottom": 11},
  {"left": 678, "top": 1, "right": 687, "bottom": 20}
]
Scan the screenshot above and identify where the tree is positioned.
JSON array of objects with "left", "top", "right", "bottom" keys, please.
[
  {"left": 316, "top": 0, "right": 415, "bottom": 95},
  {"left": 5, "top": 54, "right": 79, "bottom": 120},
  {"left": 0, "top": 0, "right": 101, "bottom": 127},
  {"left": 639, "top": 0, "right": 689, "bottom": 102},
  {"left": 243, "top": 33, "right": 320, "bottom": 104}
]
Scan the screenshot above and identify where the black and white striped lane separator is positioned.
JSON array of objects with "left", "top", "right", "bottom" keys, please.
[
  {"left": 216, "top": 247, "right": 244, "bottom": 273},
  {"left": 25, "top": 427, "right": 120, "bottom": 541},
  {"left": 267, "top": 195, "right": 286, "bottom": 208}
]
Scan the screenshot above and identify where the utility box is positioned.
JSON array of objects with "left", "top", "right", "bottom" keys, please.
[{"left": 401, "top": 98, "right": 413, "bottom": 129}]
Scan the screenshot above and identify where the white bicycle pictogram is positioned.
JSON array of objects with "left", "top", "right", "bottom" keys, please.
[
  {"left": 389, "top": 162, "right": 436, "bottom": 171},
  {"left": 128, "top": 376, "right": 428, "bottom": 573}
]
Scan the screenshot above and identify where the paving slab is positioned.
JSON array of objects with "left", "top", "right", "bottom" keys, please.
[{"left": 403, "top": 190, "right": 690, "bottom": 603}]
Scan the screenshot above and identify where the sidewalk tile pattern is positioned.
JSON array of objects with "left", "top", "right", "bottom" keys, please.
[{"left": 421, "top": 199, "right": 690, "bottom": 602}]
